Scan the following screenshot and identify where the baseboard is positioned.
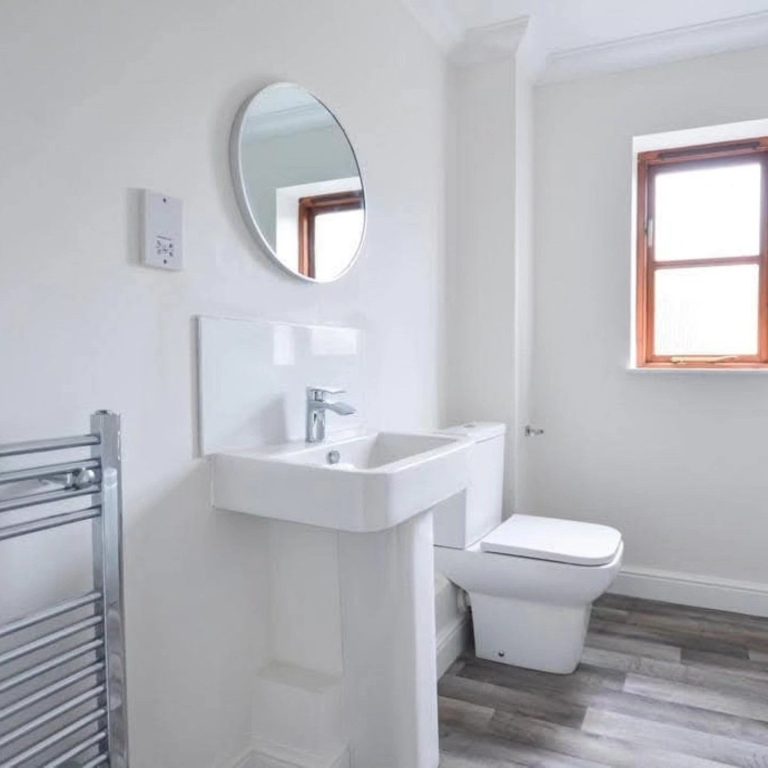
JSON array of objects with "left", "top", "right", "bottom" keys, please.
[
  {"left": 611, "top": 566, "right": 768, "bottom": 618},
  {"left": 437, "top": 614, "right": 470, "bottom": 678}
]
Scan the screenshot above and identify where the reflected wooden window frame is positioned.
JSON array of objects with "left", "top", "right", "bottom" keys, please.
[
  {"left": 636, "top": 137, "right": 768, "bottom": 368},
  {"left": 298, "top": 191, "right": 364, "bottom": 280}
]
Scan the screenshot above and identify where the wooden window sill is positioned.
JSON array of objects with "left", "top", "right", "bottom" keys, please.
[{"left": 627, "top": 364, "right": 768, "bottom": 374}]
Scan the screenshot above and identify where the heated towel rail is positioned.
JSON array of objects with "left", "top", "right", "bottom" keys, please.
[{"left": 0, "top": 411, "right": 128, "bottom": 767}]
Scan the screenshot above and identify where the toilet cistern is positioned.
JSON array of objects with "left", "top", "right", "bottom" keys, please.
[{"left": 305, "top": 386, "right": 356, "bottom": 443}]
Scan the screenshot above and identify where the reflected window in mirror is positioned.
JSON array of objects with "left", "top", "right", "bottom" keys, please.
[
  {"left": 298, "top": 191, "right": 364, "bottom": 280},
  {"left": 231, "top": 83, "right": 366, "bottom": 283}
]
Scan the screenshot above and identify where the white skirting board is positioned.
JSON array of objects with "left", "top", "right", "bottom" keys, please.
[
  {"left": 436, "top": 614, "right": 470, "bottom": 678},
  {"left": 611, "top": 565, "right": 768, "bottom": 617}
]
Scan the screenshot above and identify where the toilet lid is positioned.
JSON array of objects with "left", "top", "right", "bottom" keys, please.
[{"left": 480, "top": 514, "right": 622, "bottom": 566}]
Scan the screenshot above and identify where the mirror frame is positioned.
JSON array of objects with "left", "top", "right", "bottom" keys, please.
[{"left": 229, "top": 82, "right": 367, "bottom": 283}]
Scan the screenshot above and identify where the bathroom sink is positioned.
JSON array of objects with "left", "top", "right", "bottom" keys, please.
[
  {"left": 282, "top": 432, "right": 462, "bottom": 469},
  {"left": 211, "top": 431, "right": 471, "bottom": 532}
]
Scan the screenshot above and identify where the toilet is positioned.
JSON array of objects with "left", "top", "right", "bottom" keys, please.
[{"left": 433, "top": 423, "right": 623, "bottom": 674}]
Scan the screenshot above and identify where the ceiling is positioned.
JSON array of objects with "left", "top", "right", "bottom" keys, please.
[{"left": 401, "top": 0, "right": 768, "bottom": 79}]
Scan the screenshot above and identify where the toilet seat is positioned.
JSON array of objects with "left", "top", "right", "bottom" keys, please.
[{"left": 480, "top": 514, "right": 622, "bottom": 567}]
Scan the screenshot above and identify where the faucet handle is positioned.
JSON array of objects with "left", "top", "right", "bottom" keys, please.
[{"left": 307, "top": 386, "right": 346, "bottom": 401}]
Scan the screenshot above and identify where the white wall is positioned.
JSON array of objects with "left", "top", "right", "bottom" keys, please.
[
  {"left": 532, "top": 45, "right": 768, "bottom": 605},
  {"left": 0, "top": 2, "right": 448, "bottom": 766},
  {"left": 511, "top": 28, "right": 537, "bottom": 516},
  {"left": 444, "top": 24, "right": 537, "bottom": 517},
  {"left": 445, "top": 56, "right": 517, "bottom": 511}
]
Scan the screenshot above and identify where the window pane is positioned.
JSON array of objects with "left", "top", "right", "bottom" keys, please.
[
  {"left": 654, "top": 265, "right": 759, "bottom": 356},
  {"left": 313, "top": 208, "right": 364, "bottom": 281},
  {"left": 654, "top": 162, "right": 761, "bottom": 261}
]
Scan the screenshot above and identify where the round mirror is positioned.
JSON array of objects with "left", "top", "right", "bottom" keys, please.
[{"left": 231, "top": 83, "right": 366, "bottom": 282}]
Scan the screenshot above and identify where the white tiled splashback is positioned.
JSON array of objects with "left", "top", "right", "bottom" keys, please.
[{"left": 197, "top": 316, "right": 364, "bottom": 455}]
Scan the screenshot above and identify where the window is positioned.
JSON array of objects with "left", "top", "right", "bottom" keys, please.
[
  {"left": 636, "top": 138, "right": 768, "bottom": 368},
  {"left": 298, "top": 191, "right": 364, "bottom": 280}
]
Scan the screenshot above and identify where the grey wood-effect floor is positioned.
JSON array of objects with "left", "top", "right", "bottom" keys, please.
[{"left": 438, "top": 594, "right": 768, "bottom": 768}]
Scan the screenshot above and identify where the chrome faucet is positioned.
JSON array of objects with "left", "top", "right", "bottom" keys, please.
[{"left": 305, "top": 387, "right": 356, "bottom": 443}]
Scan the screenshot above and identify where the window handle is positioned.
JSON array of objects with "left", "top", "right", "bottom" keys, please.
[{"left": 646, "top": 217, "right": 654, "bottom": 248}]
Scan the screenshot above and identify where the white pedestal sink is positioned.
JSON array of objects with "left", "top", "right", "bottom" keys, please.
[{"left": 212, "top": 431, "right": 471, "bottom": 768}]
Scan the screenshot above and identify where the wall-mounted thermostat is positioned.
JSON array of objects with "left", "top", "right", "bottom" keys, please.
[{"left": 142, "top": 190, "right": 183, "bottom": 270}]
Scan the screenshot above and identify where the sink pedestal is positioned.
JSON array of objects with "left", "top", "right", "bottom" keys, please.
[
  {"left": 250, "top": 511, "right": 439, "bottom": 768},
  {"left": 337, "top": 510, "right": 438, "bottom": 768}
]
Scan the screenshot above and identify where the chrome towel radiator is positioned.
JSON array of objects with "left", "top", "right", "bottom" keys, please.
[{"left": 0, "top": 411, "right": 128, "bottom": 768}]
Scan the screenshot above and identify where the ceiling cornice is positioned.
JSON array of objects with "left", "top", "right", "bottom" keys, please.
[
  {"left": 450, "top": 17, "right": 530, "bottom": 66},
  {"left": 400, "top": 0, "right": 530, "bottom": 66},
  {"left": 401, "top": 1, "right": 768, "bottom": 81},
  {"left": 543, "top": 9, "right": 768, "bottom": 83}
]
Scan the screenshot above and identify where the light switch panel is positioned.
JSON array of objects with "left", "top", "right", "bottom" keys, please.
[{"left": 142, "top": 190, "right": 183, "bottom": 270}]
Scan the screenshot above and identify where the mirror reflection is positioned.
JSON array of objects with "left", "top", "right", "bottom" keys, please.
[{"left": 232, "top": 83, "right": 366, "bottom": 282}]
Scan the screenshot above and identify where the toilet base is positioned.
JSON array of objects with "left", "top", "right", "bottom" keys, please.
[{"left": 470, "top": 594, "right": 591, "bottom": 674}]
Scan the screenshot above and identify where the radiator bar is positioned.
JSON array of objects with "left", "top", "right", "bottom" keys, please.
[
  {"left": 0, "top": 591, "right": 101, "bottom": 639},
  {"left": 0, "top": 486, "right": 100, "bottom": 514},
  {"left": 0, "top": 638, "right": 103, "bottom": 694},
  {"left": 1, "top": 708, "right": 105, "bottom": 768},
  {"left": 0, "top": 458, "right": 101, "bottom": 486},
  {"left": 0, "top": 661, "right": 104, "bottom": 722},
  {"left": 0, "top": 506, "right": 101, "bottom": 542},
  {"left": 0, "top": 684, "right": 105, "bottom": 749},
  {"left": 45, "top": 732, "right": 108, "bottom": 768},
  {"left": 0, "top": 615, "right": 101, "bottom": 667},
  {"left": 77, "top": 753, "right": 109, "bottom": 768},
  {"left": 0, "top": 435, "right": 99, "bottom": 459},
  {"left": 92, "top": 410, "right": 128, "bottom": 767}
]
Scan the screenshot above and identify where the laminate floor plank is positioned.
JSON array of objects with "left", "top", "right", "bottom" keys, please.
[
  {"left": 440, "top": 722, "right": 602, "bottom": 768},
  {"left": 624, "top": 673, "right": 768, "bottom": 722},
  {"left": 583, "top": 689, "right": 768, "bottom": 747},
  {"left": 439, "top": 698, "right": 612, "bottom": 768},
  {"left": 599, "top": 596, "right": 768, "bottom": 635},
  {"left": 489, "top": 708, "right": 733, "bottom": 768},
  {"left": 458, "top": 657, "right": 627, "bottom": 695},
  {"left": 440, "top": 595, "right": 768, "bottom": 767},
  {"left": 581, "top": 646, "right": 768, "bottom": 700},
  {"left": 585, "top": 629, "right": 682, "bottom": 662},
  {"left": 590, "top": 605, "right": 631, "bottom": 623},
  {"left": 439, "top": 673, "right": 587, "bottom": 728},
  {"left": 439, "top": 694, "right": 495, "bottom": 731},
  {"left": 593, "top": 597, "right": 754, "bottom": 632},
  {"left": 448, "top": 666, "right": 768, "bottom": 747},
  {"left": 682, "top": 649, "right": 768, "bottom": 682},
  {"left": 622, "top": 613, "right": 768, "bottom": 654},
  {"left": 589, "top": 616, "right": 751, "bottom": 658},
  {"left": 583, "top": 707, "right": 768, "bottom": 768}
]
